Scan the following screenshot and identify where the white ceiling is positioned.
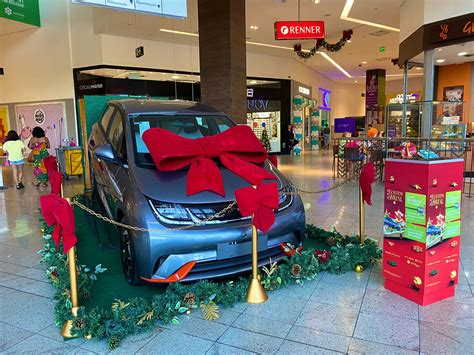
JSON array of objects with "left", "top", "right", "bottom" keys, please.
[
  {"left": 0, "top": 17, "right": 36, "bottom": 36},
  {"left": 83, "top": 0, "right": 473, "bottom": 82}
]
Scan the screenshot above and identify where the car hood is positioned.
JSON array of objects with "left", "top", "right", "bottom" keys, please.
[{"left": 132, "top": 162, "right": 285, "bottom": 204}]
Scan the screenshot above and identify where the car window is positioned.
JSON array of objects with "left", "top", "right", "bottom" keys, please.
[
  {"left": 108, "top": 112, "right": 124, "bottom": 154},
  {"left": 89, "top": 124, "right": 106, "bottom": 147},
  {"left": 132, "top": 115, "right": 234, "bottom": 166},
  {"left": 100, "top": 106, "right": 116, "bottom": 132}
]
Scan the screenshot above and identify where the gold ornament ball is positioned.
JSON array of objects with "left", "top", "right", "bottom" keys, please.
[
  {"left": 413, "top": 276, "right": 422, "bottom": 287},
  {"left": 84, "top": 334, "right": 92, "bottom": 340},
  {"left": 450, "top": 270, "right": 457, "bottom": 280},
  {"left": 354, "top": 265, "right": 364, "bottom": 273}
]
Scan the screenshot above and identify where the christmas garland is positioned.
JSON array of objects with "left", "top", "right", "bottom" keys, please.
[
  {"left": 39, "top": 216, "right": 381, "bottom": 349},
  {"left": 294, "top": 30, "right": 353, "bottom": 60}
]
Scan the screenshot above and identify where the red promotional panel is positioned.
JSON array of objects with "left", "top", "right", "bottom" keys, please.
[
  {"left": 383, "top": 159, "right": 463, "bottom": 306},
  {"left": 274, "top": 21, "right": 325, "bottom": 40}
]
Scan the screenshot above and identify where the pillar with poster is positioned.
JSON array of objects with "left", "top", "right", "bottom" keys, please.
[
  {"left": 365, "top": 69, "right": 386, "bottom": 135},
  {"left": 383, "top": 158, "right": 463, "bottom": 305}
]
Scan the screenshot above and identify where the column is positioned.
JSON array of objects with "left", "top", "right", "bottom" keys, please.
[{"left": 197, "top": 0, "right": 247, "bottom": 123}]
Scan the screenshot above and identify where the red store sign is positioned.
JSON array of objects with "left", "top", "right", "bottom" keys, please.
[{"left": 274, "top": 21, "right": 325, "bottom": 40}]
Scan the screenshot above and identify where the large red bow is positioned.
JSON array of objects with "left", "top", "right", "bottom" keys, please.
[
  {"left": 43, "top": 156, "right": 58, "bottom": 173},
  {"left": 359, "top": 162, "right": 375, "bottom": 205},
  {"left": 39, "top": 194, "right": 77, "bottom": 254},
  {"left": 142, "top": 125, "right": 276, "bottom": 196},
  {"left": 49, "top": 171, "right": 62, "bottom": 196},
  {"left": 235, "top": 182, "right": 279, "bottom": 233}
]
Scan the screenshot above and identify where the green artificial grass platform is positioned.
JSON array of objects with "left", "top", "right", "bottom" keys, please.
[{"left": 74, "top": 206, "right": 327, "bottom": 308}]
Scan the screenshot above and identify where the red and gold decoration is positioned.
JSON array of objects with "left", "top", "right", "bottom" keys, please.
[
  {"left": 294, "top": 29, "right": 353, "bottom": 60},
  {"left": 314, "top": 249, "right": 331, "bottom": 264},
  {"left": 280, "top": 243, "right": 302, "bottom": 257},
  {"left": 358, "top": 162, "right": 375, "bottom": 245},
  {"left": 142, "top": 126, "right": 276, "bottom": 196},
  {"left": 383, "top": 159, "right": 463, "bottom": 305},
  {"left": 235, "top": 182, "right": 279, "bottom": 304}
]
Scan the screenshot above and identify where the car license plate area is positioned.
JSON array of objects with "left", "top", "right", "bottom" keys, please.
[{"left": 217, "top": 235, "right": 268, "bottom": 260}]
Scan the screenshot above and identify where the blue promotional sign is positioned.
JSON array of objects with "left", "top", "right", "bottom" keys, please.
[{"left": 334, "top": 118, "right": 356, "bottom": 133}]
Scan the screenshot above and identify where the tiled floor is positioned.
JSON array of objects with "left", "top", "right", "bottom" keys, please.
[{"left": 0, "top": 151, "right": 473, "bottom": 354}]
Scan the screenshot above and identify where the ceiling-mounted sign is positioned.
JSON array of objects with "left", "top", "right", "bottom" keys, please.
[
  {"left": 0, "top": 0, "right": 41, "bottom": 27},
  {"left": 298, "top": 86, "right": 310, "bottom": 96},
  {"left": 72, "top": 0, "right": 187, "bottom": 18},
  {"left": 274, "top": 21, "right": 325, "bottom": 40}
]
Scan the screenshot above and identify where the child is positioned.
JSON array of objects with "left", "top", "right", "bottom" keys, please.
[{"left": 3, "top": 130, "right": 26, "bottom": 189}]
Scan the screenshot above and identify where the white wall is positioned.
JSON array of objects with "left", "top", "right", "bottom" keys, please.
[
  {"left": 332, "top": 83, "right": 365, "bottom": 120},
  {"left": 386, "top": 77, "right": 424, "bottom": 96},
  {"left": 0, "top": 0, "right": 74, "bottom": 104}
]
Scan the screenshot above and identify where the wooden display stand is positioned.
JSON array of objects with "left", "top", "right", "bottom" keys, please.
[{"left": 382, "top": 158, "right": 463, "bottom": 306}]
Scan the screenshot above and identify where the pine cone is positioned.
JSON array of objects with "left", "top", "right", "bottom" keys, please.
[
  {"left": 50, "top": 269, "right": 59, "bottom": 278},
  {"left": 327, "top": 236, "right": 336, "bottom": 246},
  {"left": 73, "top": 318, "right": 86, "bottom": 330},
  {"left": 291, "top": 264, "right": 302, "bottom": 277},
  {"left": 108, "top": 335, "right": 120, "bottom": 350},
  {"left": 79, "top": 287, "right": 91, "bottom": 300},
  {"left": 184, "top": 292, "right": 196, "bottom": 306}
]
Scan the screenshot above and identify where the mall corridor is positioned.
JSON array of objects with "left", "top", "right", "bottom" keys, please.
[{"left": 0, "top": 152, "right": 472, "bottom": 354}]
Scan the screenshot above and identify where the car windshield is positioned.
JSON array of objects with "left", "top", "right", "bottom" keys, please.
[{"left": 132, "top": 114, "right": 234, "bottom": 166}]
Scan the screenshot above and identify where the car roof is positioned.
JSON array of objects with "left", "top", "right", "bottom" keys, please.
[{"left": 108, "top": 99, "right": 222, "bottom": 115}]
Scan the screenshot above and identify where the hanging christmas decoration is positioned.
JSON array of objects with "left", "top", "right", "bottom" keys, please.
[{"left": 294, "top": 30, "right": 353, "bottom": 60}]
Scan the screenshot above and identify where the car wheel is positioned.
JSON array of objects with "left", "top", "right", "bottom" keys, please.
[{"left": 119, "top": 222, "right": 141, "bottom": 285}]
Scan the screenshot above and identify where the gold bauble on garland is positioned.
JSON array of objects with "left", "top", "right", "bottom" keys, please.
[{"left": 354, "top": 265, "right": 364, "bottom": 273}]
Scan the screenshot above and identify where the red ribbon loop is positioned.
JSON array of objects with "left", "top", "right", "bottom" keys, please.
[
  {"left": 142, "top": 125, "right": 276, "bottom": 196},
  {"left": 235, "top": 182, "right": 279, "bottom": 233},
  {"left": 40, "top": 194, "right": 77, "bottom": 254},
  {"left": 359, "top": 162, "right": 375, "bottom": 205}
]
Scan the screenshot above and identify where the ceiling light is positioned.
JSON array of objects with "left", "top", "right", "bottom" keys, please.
[
  {"left": 250, "top": 25, "right": 258, "bottom": 30},
  {"left": 340, "top": 0, "right": 400, "bottom": 32},
  {"left": 437, "top": 48, "right": 442, "bottom": 52},
  {"left": 436, "top": 59, "right": 446, "bottom": 63},
  {"left": 250, "top": 80, "right": 258, "bottom": 84},
  {"left": 312, "top": 0, "right": 321, "bottom": 4},
  {"left": 415, "top": 67, "right": 422, "bottom": 70},
  {"left": 159, "top": 29, "right": 198, "bottom": 37},
  {"left": 361, "top": 61, "right": 367, "bottom": 64},
  {"left": 458, "top": 52, "right": 468, "bottom": 56},
  {"left": 171, "top": 75, "right": 180, "bottom": 80},
  {"left": 355, "top": 80, "right": 358, "bottom": 83},
  {"left": 347, "top": 40, "right": 352, "bottom": 43},
  {"left": 319, "top": 52, "right": 352, "bottom": 78}
]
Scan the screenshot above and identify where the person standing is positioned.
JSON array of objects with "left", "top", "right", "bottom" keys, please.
[
  {"left": 323, "top": 124, "right": 331, "bottom": 149},
  {"left": 284, "top": 124, "right": 297, "bottom": 154},
  {"left": 28, "top": 126, "right": 50, "bottom": 187},
  {"left": 3, "top": 130, "right": 26, "bottom": 189}
]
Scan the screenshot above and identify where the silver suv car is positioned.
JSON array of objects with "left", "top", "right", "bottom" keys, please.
[{"left": 89, "top": 99, "right": 305, "bottom": 284}]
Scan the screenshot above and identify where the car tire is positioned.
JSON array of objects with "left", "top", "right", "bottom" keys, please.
[{"left": 119, "top": 220, "right": 142, "bottom": 285}]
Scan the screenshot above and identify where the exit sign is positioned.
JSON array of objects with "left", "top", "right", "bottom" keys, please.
[{"left": 379, "top": 46, "right": 385, "bottom": 52}]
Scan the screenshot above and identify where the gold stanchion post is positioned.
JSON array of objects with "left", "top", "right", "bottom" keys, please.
[
  {"left": 59, "top": 195, "right": 80, "bottom": 339},
  {"left": 246, "top": 217, "right": 268, "bottom": 303},
  {"left": 359, "top": 186, "right": 365, "bottom": 245}
]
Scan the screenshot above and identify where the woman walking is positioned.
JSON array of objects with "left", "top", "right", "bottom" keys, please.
[
  {"left": 28, "top": 127, "right": 50, "bottom": 187},
  {"left": 3, "top": 130, "right": 26, "bottom": 189}
]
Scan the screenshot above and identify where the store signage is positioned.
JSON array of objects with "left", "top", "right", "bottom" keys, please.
[
  {"left": 247, "top": 100, "right": 269, "bottom": 112},
  {"left": 34, "top": 109, "right": 45, "bottom": 125},
  {"left": 389, "top": 93, "right": 419, "bottom": 104},
  {"left": 135, "top": 46, "right": 144, "bottom": 58},
  {"left": 79, "top": 83, "right": 104, "bottom": 91},
  {"left": 247, "top": 88, "right": 254, "bottom": 98},
  {"left": 72, "top": 0, "right": 187, "bottom": 18},
  {"left": 319, "top": 88, "right": 331, "bottom": 110},
  {"left": 432, "top": 16, "right": 474, "bottom": 43},
  {"left": 298, "top": 86, "right": 310, "bottom": 96},
  {"left": 274, "top": 21, "right": 325, "bottom": 40},
  {"left": 0, "top": 0, "right": 41, "bottom": 27}
]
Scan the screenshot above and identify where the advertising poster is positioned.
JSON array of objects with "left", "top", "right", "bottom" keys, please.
[
  {"left": 442, "top": 86, "right": 464, "bottom": 122},
  {"left": 0, "top": 106, "right": 10, "bottom": 155},
  {"left": 15, "top": 102, "right": 67, "bottom": 156},
  {"left": 0, "top": 0, "right": 41, "bottom": 27}
]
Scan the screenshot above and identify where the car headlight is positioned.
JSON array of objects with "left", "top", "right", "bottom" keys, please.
[{"left": 148, "top": 200, "right": 193, "bottom": 224}]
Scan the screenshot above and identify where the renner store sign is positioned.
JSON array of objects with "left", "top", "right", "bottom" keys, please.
[{"left": 274, "top": 21, "right": 325, "bottom": 40}]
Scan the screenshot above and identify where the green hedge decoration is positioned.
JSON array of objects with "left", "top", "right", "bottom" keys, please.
[{"left": 39, "top": 218, "right": 381, "bottom": 348}]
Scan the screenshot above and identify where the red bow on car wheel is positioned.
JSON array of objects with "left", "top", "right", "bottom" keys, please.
[
  {"left": 235, "top": 182, "right": 279, "bottom": 233},
  {"left": 40, "top": 194, "right": 77, "bottom": 254},
  {"left": 142, "top": 125, "right": 276, "bottom": 196}
]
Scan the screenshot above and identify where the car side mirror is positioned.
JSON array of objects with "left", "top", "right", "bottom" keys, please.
[{"left": 94, "top": 144, "right": 116, "bottom": 162}]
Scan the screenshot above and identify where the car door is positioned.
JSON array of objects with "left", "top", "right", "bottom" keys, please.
[{"left": 103, "top": 108, "right": 128, "bottom": 217}]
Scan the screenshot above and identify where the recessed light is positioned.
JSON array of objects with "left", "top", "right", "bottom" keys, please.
[
  {"left": 436, "top": 59, "right": 446, "bottom": 63},
  {"left": 415, "top": 67, "right": 422, "bottom": 70},
  {"left": 312, "top": 0, "right": 321, "bottom": 4},
  {"left": 355, "top": 80, "right": 358, "bottom": 83},
  {"left": 347, "top": 40, "right": 352, "bottom": 43},
  {"left": 171, "top": 75, "right": 180, "bottom": 80},
  {"left": 361, "top": 61, "right": 367, "bottom": 64},
  {"left": 458, "top": 52, "right": 468, "bottom": 56},
  {"left": 250, "top": 25, "right": 258, "bottom": 30},
  {"left": 437, "top": 48, "right": 442, "bottom": 52},
  {"left": 250, "top": 80, "right": 257, "bottom": 84}
]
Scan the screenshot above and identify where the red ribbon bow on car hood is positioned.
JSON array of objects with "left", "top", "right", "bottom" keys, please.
[
  {"left": 142, "top": 125, "right": 276, "bottom": 196},
  {"left": 235, "top": 182, "right": 279, "bottom": 233},
  {"left": 359, "top": 162, "right": 375, "bottom": 205},
  {"left": 39, "top": 194, "right": 77, "bottom": 254}
]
